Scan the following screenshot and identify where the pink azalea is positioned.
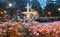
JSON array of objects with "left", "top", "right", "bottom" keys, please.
[
  {"left": 55, "top": 31, "right": 58, "bottom": 37},
  {"left": 33, "top": 30, "right": 37, "bottom": 35},
  {"left": 36, "top": 32, "right": 39, "bottom": 36},
  {"left": 9, "top": 27, "right": 13, "bottom": 30}
]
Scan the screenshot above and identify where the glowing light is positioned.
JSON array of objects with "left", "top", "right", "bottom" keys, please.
[
  {"left": 34, "top": 11, "right": 38, "bottom": 16},
  {"left": 26, "top": 14, "right": 30, "bottom": 18},
  {"left": 58, "top": 8, "right": 60, "bottom": 11},
  {"left": 48, "top": 12, "right": 51, "bottom": 15},
  {"left": 9, "top": 3, "right": 12, "bottom": 7},
  {"left": 1, "top": 12, "right": 3, "bottom": 14},
  {"left": 4, "top": 11, "right": 6, "bottom": 13}
]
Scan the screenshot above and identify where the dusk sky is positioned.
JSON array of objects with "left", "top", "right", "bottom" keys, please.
[
  {"left": 38, "top": 0, "right": 56, "bottom": 9},
  {"left": 38, "top": 0, "right": 47, "bottom": 9}
]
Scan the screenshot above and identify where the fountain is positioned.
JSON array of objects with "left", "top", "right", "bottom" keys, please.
[{"left": 22, "top": 3, "right": 39, "bottom": 21}]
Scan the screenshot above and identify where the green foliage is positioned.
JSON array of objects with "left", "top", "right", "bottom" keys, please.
[
  {"left": 0, "top": 18, "right": 7, "bottom": 22},
  {"left": 18, "top": 28, "right": 29, "bottom": 34},
  {"left": 16, "top": 0, "right": 30, "bottom": 12},
  {"left": 16, "top": 20, "right": 23, "bottom": 22},
  {"left": 44, "top": 2, "right": 58, "bottom": 16},
  {"left": 0, "top": 2, "right": 7, "bottom": 10},
  {"left": 31, "top": 0, "right": 42, "bottom": 16}
]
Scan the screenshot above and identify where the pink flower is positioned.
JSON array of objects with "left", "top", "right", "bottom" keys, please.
[
  {"left": 55, "top": 31, "right": 58, "bottom": 37},
  {"left": 33, "top": 30, "right": 37, "bottom": 35},
  {"left": 36, "top": 33, "right": 39, "bottom": 36}
]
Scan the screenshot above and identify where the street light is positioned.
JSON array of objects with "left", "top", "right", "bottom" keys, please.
[
  {"left": 4, "top": 10, "right": 6, "bottom": 13},
  {"left": 58, "top": 8, "right": 60, "bottom": 11},
  {"left": 8, "top": 3, "right": 12, "bottom": 7},
  {"left": 48, "top": 11, "right": 52, "bottom": 17},
  {"left": 7, "top": 2, "right": 13, "bottom": 8},
  {"left": 8, "top": 3, "right": 13, "bottom": 7},
  {"left": 48, "top": 12, "right": 51, "bottom": 15},
  {"left": 0, "top": 12, "right": 4, "bottom": 14}
]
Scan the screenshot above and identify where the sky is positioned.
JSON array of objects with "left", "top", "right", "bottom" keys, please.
[
  {"left": 30, "top": 0, "right": 47, "bottom": 9},
  {"left": 38, "top": 0, "right": 56, "bottom": 9},
  {"left": 38, "top": 0, "right": 47, "bottom": 9}
]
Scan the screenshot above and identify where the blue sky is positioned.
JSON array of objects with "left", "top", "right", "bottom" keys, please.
[
  {"left": 38, "top": 0, "right": 56, "bottom": 9},
  {"left": 30, "top": 0, "right": 47, "bottom": 9},
  {"left": 38, "top": 0, "right": 47, "bottom": 9}
]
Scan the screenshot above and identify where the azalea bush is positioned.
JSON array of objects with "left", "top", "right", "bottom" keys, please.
[
  {"left": 0, "top": 21, "right": 60, "bottom": 37},
  {"left": 16, "top": 20, "right": 23, "bottom": 22},
  {"left": 0, "top": 18, "right": 8, "bottom": 22}
]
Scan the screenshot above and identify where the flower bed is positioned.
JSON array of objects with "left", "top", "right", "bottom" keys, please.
[{"left": 0, "top": 21, "right": 60, "bottom": 37}]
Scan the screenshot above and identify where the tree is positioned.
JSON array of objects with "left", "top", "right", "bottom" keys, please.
[
  {"left": 0, "top": 2, "right": 7, "bottom": 10},
  {"left": 16, "top": 0, "right": 30, "bottom": 12},
  {"left": 31, "top": 0, "right": 42, "bottom": 16},
  {"left": 44, "top": 2, "right": 58, "bottom": 17}
]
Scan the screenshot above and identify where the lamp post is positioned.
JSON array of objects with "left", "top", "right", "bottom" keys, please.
[
  {"left": 48, "top": 12, "right": 51, "bottom": 15},
  {"left": 6, "top": 3, "right": 13, "bottom": 37},
  {"left": 4, "top": 10, "right": 6, "bottom": 13},
  {"left": 8, "top": 3, "right": 13, "bottom": 7},
  {"left": 48, "top": 11, "right": 51, "bottom": 17},
  {"left": 58, "top": 8, "right": 60, "bottom": 11},
  {"left": 58, "top": 8, "right": 60, "bottom": 20},
  {"left": 7, "top": 3, "right": 13, "bottom": 8}
]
